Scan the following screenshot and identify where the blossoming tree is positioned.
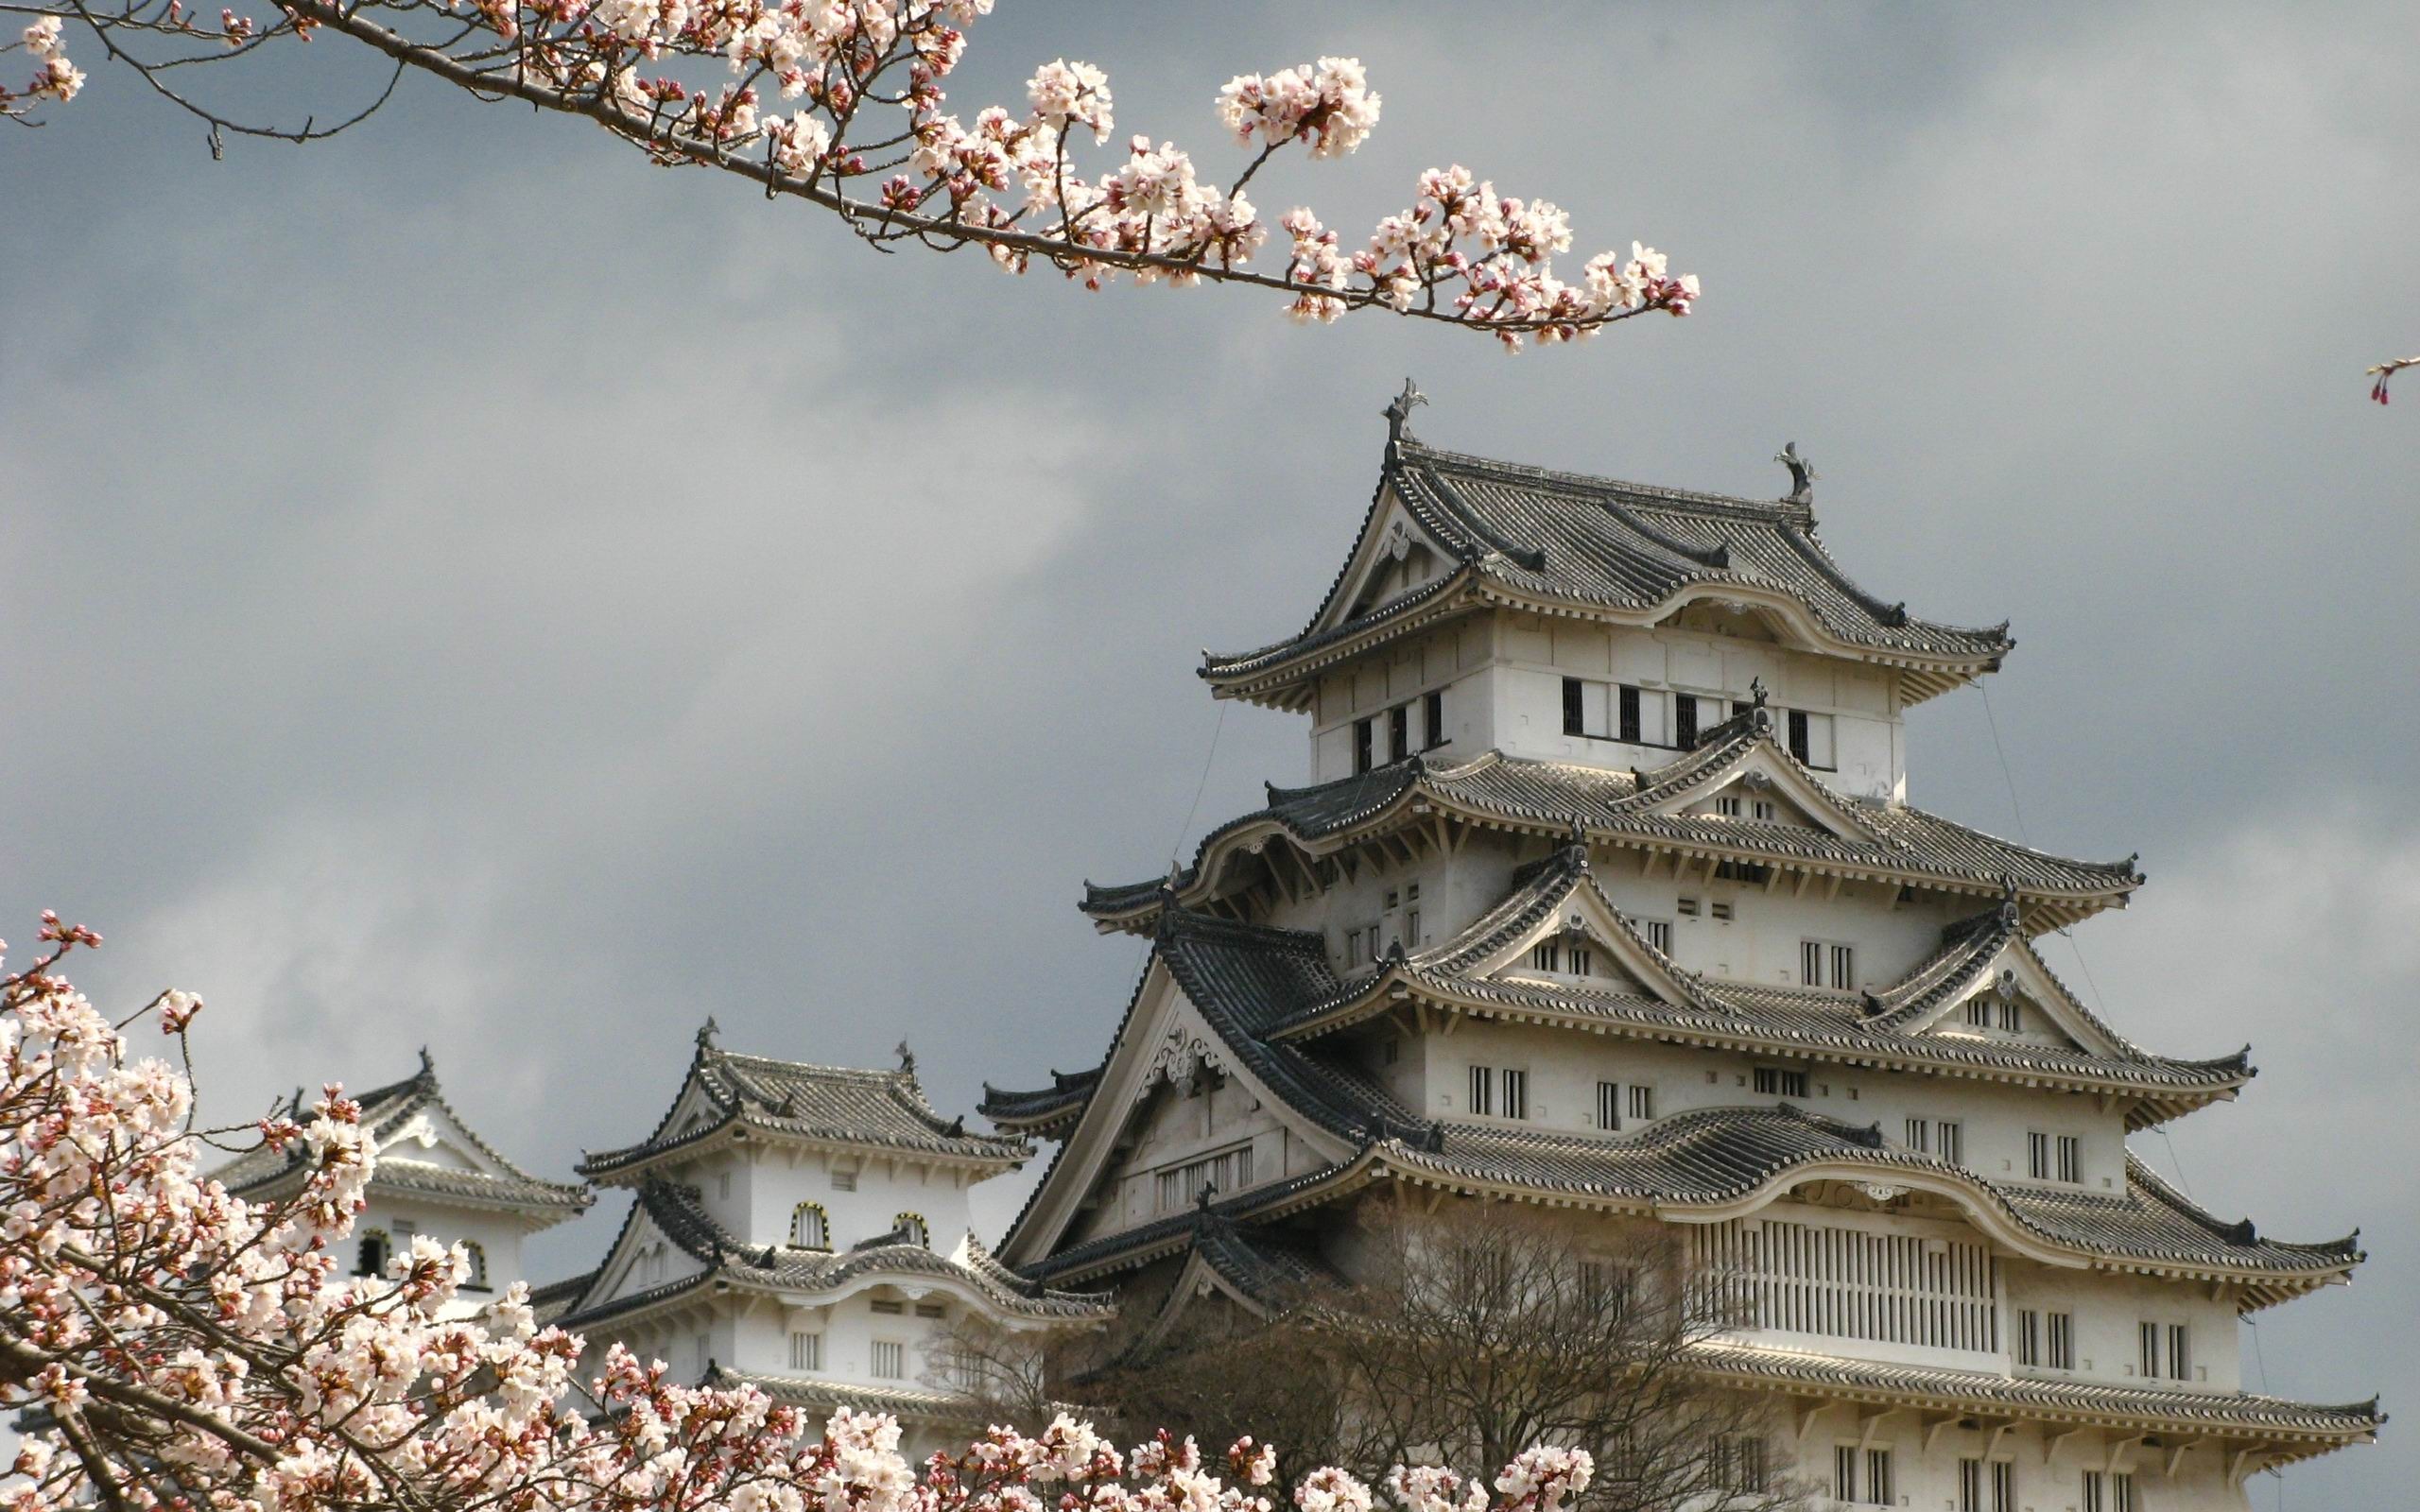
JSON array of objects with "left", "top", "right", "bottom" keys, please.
[
  {"left": 0, "top": 914, "right": 1598, "bottom": 1512},
  {"left": 1, "top": 3, "right": 1694, "bottom": 349}
]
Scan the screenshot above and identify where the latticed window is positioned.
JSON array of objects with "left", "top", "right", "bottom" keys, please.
[
  {"left": 1697, "top": 1219, "right": 1998, "bottom": 1352},
  {"left": 462, "top": 1241, "right": 489, "bottom": 1291},
  {"left": 788, "top": 1331, "right": 822, "bottom": 1370},
  {"left": 1628, "top": 1084, "right": 1655, "bottom": 1121},
  {"left": 871, "top": 1341, "right": 906, "bottom": 1379},
  {"left": 2048, "top": 1310, "right": 2075, "bottom": 1369},
  {"left": 1468, "top": 1064, "right": 1495, "bottom": 1116},
  {"left": 1530, "top": 940, "right": 1562, "bottom": 972},
  {"left": 1597, "top": 1080, "right": 1622, "bottom": 1131},
  {"left": 1800, "top": 939, "right": 1854, "bottom": 988},
  {"left": 1753, "top": 1066, "right": 1808, "bottom": 1098},
  {"left": 1389, "top": 703, "right": 1409, "bottom": 761},
  {"left": 1640, "top": 918, "right": 1672, "bottom": 954},
  {"left": 355, "top": 1229, "right": 389, "bottom": 1279},
  {"left": 1959, "top": 1460, "right": 2015, "bottom": 1512},
  {"left": 2014, "top": 1308, "right": 2041, "bottom": 1366},
  {"left": 1499, "top": 1069, "right": 1529, "bottom": 1121},
  {"left": 1423, "top": 690, "right": 1445, "bottom": 748},
  {"left": 2057, "top": 1135, "right": 2083, "bottom": 1183},
  {"left": 2028, "top": 1131, "right": 2052, "bottom": 1179}
]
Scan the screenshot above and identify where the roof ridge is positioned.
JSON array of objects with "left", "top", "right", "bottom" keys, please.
[{"left": 1398, "top": 437, "right": 1809, "bottom": 524}]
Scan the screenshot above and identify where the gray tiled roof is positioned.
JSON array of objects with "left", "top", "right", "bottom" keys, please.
[
  {"left": 1688, "top": 1343, "right": 2379, "bottom": 1452},
  {"left": 1378, "top": 1106, "right": 2358, "bottom": 1293},
  {"left": 580, "top": 1039, "right": 1031, "bottom": 1179},
  {"left": 1191, "top": 1215, "right": 1348, "bottom": 1313},
  {"left": 210, "top": 1057, "right": 591, "bottom": 1216},
  {"left": 553, "top": 1180, "right": 1113, "bottom": 1330},
  {"left": 1201, "top": 438, "right": 2012, "bottom": 693},
  {"left": 1083, "top": 728, "right": 2138, "bottom": 926},
  {"left": 977, "top": 1066, "right": 1102, "bottom": 1135},
  {"left": 1011, "top": 909, "right": 2346, "bottom": 1299},
  {"left": 1264, "top": 844, "right": 2247, "bottom": 1122}
]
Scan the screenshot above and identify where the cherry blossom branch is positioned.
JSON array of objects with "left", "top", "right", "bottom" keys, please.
[
  {"left": 2367, "top": 355, "right": 2416, "bottom": 404},
  {"left": 8, "top": 1, "right": 1697, "bottom": 348}
]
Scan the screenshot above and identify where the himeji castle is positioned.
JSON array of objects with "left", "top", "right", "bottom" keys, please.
[
  {"left": 216, "top": 1053, "right": 593, "bottom": 1318},
  {"left": 540, "top": 1025, "right": 1114, "bottom": 1455},
  {"left": 982, "top": 390, "right": 2379, "bottom": 1510}
]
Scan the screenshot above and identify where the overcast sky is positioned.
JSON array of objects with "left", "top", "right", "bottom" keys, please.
[{"left": 5, "top": 2, "right": 2415, "bottom": 1502}]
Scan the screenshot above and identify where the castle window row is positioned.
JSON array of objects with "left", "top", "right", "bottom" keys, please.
[
  {"left": 1467, "top": 1064, "right": 1529, "bottom": 1120},
  {"left": 1903, "top": 1117, "right": 1965, "bottom": 1165},
  {"left": 1558, "top": 678, "right": 1838, "bottom": 769},
  {"left": 1351, "top": 689, "right": 1447, "bottom": 773},
  {"left": 1833, "top": 1444, "right": 1893, "bottom": 1506},
  {"left": 1957, "top": 1459, "right": 2018, "bottom": 1512}
]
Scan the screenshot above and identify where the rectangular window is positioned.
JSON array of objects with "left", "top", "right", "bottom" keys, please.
[
  {"left": 1628, "top": 1084, "right": 1655, "bottom": 1121},
  {"left": 2139, "top": 1321, "right": 2161, "bottom": 1378},
  {"left": 1500, "top": 1069, "right": 1529, "bottom": 1121},
  {"left": 1354, "top": 718, "right": 1374, "bottom": 774},
  {"left": 1992, "top": 1462, "right": 2015, "bottom": 1512},
  {"left": 1569, "top": 944, "right": 1594, "bottom": 975},
  {"left": 1801, "top": 940, "right": 1854, "bottom": 988},
  {"left": 1785, "top": 709, "right": 1838, "bottom": 768},
  {"left": 1423, "top": 690, "right": 1444, "bottom": 748},
  {"left": 1710, "top": 901, "right": 1734, "bottom": 921},
  {"left": 870, "top": 1340, "right": 906, "bottom": 1380},
  {"left": 2112, "top": 1472, "right": 2137, "bottom": 1512},
  {"left": 2029, "top": 1131, "right": 2052, "bottom": 1180},
  {"left": 1389, "top": 703, "right": 1409, "bottom": 762},
  {"left": 1905, "top": 1117, "right": 1930, "bottom": 1153},
  {"left": 2014, "top": 1308, "right": 2041, "bottom": 1366},
  {"left": 2169, "top": 1324, "right": 2190, "bottom": 1381},
  {"left": 1406, "top": 908, "right": 1421, "bottom": 945},
  {"left": 870, "top": 1299, "right": 904, "bottom": 1315},
  {"left": 1562, "top": 678, "right": 1585, "bottom": 737},
  {"left": 1156, "top": 1169, "right": 1181, "bottom": 1211},
  {"left": 831, "top": 1170, "right": 857, "bottom": 1192},
  {"left": 1833, "top": 1446, "right": 1857, "bottom": 1503},
  {"left": 1343, "top": 930, "right": 1362, "bottom": 969},
  {"left": 2083, "top": 1471, "right": 2106, "bottom": 1512},
  {"left": 2057, "top": 1135, "right": 2082, "bottom": 1184},
  {"left": 1714, "top": 794, "right": 1742, "bottom": 817},
  {"left": 1864, "top": 1449, "right": 1893, "bottom": 1506},
  {"left": 1677, "top": 897, "right": 1701, "bottom": 918},
  {"left": 1617, "top": 683, "right": 1642, "bottom": 743},
  {"left": 2048, "top": 1310, "right": 2075, "bottom": 1369},
  {"left": 1641, "top": 919, "right": 1673, "bottom": 953},
  {"left": 2000, "top": 997, "right": 2023, "bottom": 1033},
  {"left": 1674, "top": 693, "right": 1701, "bottom": 749},
  {"left": 1753, "top": 1067, "right": 1808, "bottom": 1098},
  {"left": 788, "top": 1331, "right": 823, "bottom": 1371},
  {"left": 1530, "top": 940, "right": 1562, "bottom": 972},
  {"left": 1597, "top": 1080, "right": 1621, "bottom": 1131},
  {"left": 1754, "top": 799, "right": 1777, "bottom": 821},
  {"left": 1366, "top": 924, "right": 1382, "bottom": 962},
  {"left": 1938, "top": 1120, "right": 1964, "bottom": 1165},
  {"left": 1958, "top": 1459, "right": 1982, "bottom": 1512},
  {"left": 1715, "top": 1436, "right": 1767, "bottom": 1491},
  {"left": 1967, "top": 998, "right": 1994, "bottom": 1028},
  {"left": 1468, "top": 1065, "right": 1495, "bottom": 1117}
]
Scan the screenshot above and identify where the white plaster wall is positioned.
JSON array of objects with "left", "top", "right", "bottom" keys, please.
[
  {"left": 353, "top": 1191, "right": 536, "bottom": 1317},
  {"left": 661, "top": 1147, "right": 983, "bottom": 1252},
  {"left": 1414, "top": 1021, "right": 2133, "bottom": 1204},
  {"left": 1305, "top": 610, "right": 1906, "bottom": 799}
]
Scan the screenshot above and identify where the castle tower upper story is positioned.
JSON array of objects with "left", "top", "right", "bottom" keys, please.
[{"left": 1200, "top": 394, "right": 2009, "bottom": 805}]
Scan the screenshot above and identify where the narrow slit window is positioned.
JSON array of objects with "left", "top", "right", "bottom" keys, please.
[
  {"left": 1354, "top": 718, "right": 1374, "bottom": 774},
  {"left": 1562, "top": 678, "right": 1585, "bottom": 736},
  {"left": 1641, "top": 919, "right": 1673, "bottom": 954},
  {"left": 1500, "top": 1069, "right": 1529, "bottom": 1121},
  {"left": 1597, "top": 1080, "right": 1621, "bottom": 1131},
  {"left": 2028, "top": 1131, "right": 2052, "bottom": 1180},
  {"left": 1389, "top": 703, "right": 1409, "bottom": 761},
  {"left": 1423, "top": 690, "right": 1445, "bottom": 748},
  {"left": 1628, "top": 1084, "right": 1655, "bottom": 1121},
  {"left": 1468, "top": 1065, "right": 1495, "bottom": 1117},
  {"left": 1617, "top": 684, "right": 1642, "bottom": 743},
  {"left": 2057, "top": 1135, "right": 2082, "bottom": 1184},
  {"left": 2048, "top": 1311, "right": 2074, "bottom": 1369},
  {"left": 1675, "top": 693, "right": 1701, "bottom": 749}
]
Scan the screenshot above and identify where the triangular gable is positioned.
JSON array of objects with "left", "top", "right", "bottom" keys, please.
[
  {"left": 996, "top": 957, "right": 1358, "bottom": 1267},
  {"left": 375, "top": 1102, "right": 512, "bottom": 1177},
  {"left": 581, "top": 1194, "right": 710, "bottom": 1314},
  {"left": 1630, "top": 733, "right": 1878, "bottom": 845},
  {"left": 1904, "top": 938, "right": 2124, "bottom": 1059},
  {"left": 1311, "top": 486, "right": 1466, "bottom": 636},
  {"left": 1435, "top": 855, "right": 1699, "bottom": 1009}
]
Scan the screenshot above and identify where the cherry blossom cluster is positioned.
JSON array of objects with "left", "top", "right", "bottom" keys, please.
[
  {"left": 9, "top": 0, "right": 1694, "bottom": 344},
  {"left": 0, "top": 912, "right": 1590, "bottom": 1512},
  {"left": 3, "top": 17, "right": 84, "bottom": 117}
]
